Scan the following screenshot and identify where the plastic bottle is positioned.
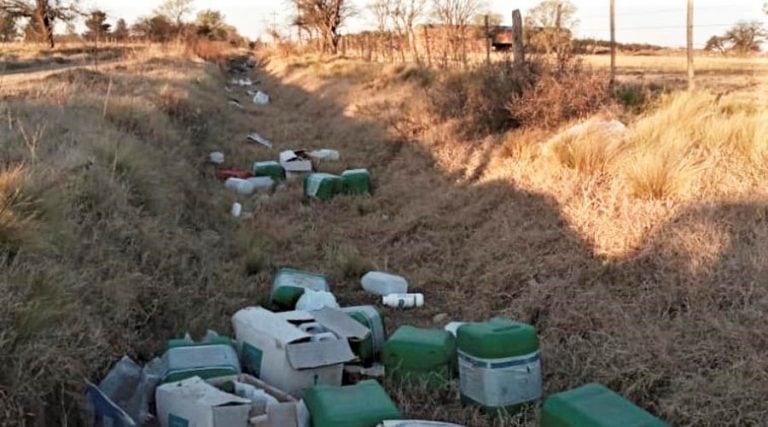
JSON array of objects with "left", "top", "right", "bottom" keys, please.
[
  {"left": 382, "top": 294, "right": 424, "bottom": 308},
  {"left": 362, "top": 272, "right": 409, "bottom": 296},
  {"left": 209, "top": 151, "right": 224, "bottom": 164},
  {"left": 231, "top": 203, "right": 242, "bottom": 218}
]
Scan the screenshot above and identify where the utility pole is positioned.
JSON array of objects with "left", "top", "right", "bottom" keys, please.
[
  {"left": 485, "top": 14, "right": 491, "bottom": 65},
  {"left": 610, "top": 0, "right": 616, "bottom": 88},
  {"left": 687, "top": 0, "right": 695, "bottom": 90}
]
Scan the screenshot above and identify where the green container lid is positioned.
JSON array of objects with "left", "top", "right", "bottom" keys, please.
[
  {"left": 304, "top": 173, "right": 344, "bottom": 201},
  {"left": 383, "top": 326, "right": 456, "bottom": 384},
  {"left": 341, "top": 169, "right": 371, "bottom": 195},
  {"left": 541, "top": 384, "right": 668, "bottom": 427},
  {"left": 457, "top": 317, "right": 539, "bottom": 359},
  {"left": 304, "top": 380, "right": 402, "bottom": 427},
  {"left": 269, "top": 268, "right": 329, "bottom": 310},
  {"left": 252, "top": 161, "right": 286, "bottom": 181}
]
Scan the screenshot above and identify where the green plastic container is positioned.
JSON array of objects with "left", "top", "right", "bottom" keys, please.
[
  {"left": 269, "top": 268, "right": 330, "bottom": 310},
  {"left": 304, "top": 380, "right": 402, "bottom": 427},
  {"left": 342, "top": 169, "right": 371, "bottom": 195},
  {"left": 342, "top": 306, "right": 386, "bottom": 365},
  {"left": 252, "top": 160, "right": 286, "bottom": 181},
  {"left": 382, "top": 326, "right": 456, "bottom": 385},
  {"left": 541, "top": 383, "right": 668, "bottom": 427},
  {"left": 304, "top": 173, "right": 344, "bottom": 201},
  {"left": 161, "top": 336, "right": 241, "bottom": 383},
  {"left": 457, "top": 317, "right": 542, "bottom": 410}
]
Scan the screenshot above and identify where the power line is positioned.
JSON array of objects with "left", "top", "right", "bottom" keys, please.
[
  {"left": 580, "top": 23, "right": 735, "bottom": 32},
  {"left": 577, "top": 3, "right": 756, "bottom": 19}
]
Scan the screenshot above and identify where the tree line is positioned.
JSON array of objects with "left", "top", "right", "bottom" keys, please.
[{"left": 0, "top": 0, "right": 245, "bottom": 47}]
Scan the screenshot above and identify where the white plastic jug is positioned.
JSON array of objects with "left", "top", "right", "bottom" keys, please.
[
  {"left": 308, "top": 149, "right": 340, "bottom": 161},
  {"left": 253, "top": 91, "right": 270, "bottom": 105},
  {"left": 296, "top": 289, "right": 339, "bottom": 311},
  {"left": 382, "top": 293, "right": 424, "bottom": 308},
  {"left": 225, "top": 178, "right": 254, "bottom": 195},
  {"left": 246, "top": 176, "right": 275, "bottom": 190},
  {"left": 231, "top": 202, "right": 242, "bottom": 218},
  {"left": 209, "top": 151, "right": 224, "bottom": 164},
  {"left": 361, "top": 272, "right": 409, "bottom": 296}
]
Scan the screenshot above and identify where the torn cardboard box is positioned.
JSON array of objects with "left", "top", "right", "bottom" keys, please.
[
  {"left": 279, "top": 150, "right": 313, "bottom": 173},
  {"left": 237, "top": 374, "right": 310, "bottom": 427},
  {"left": 232, "top": 307, "right": 362, "bottom": 397},
  {"left": 156, "top": 377, "right": 251, "bottom": 427}
]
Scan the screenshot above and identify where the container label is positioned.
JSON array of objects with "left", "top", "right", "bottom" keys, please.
[{"left": 458, "top": 350, "right": 542, "bottom": 407}]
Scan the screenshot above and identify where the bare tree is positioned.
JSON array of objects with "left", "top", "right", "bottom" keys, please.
[
  {"left": 431, "top": 0, "right": 485, "bottom": 64},
  {"left": 293, "top": 0, "right": 354, "bottom": 54},
  {"left": 0, "top": 10, "right": 18, "bottom": 41},
  {"left": 0, "top": 0, "right": 81, "bottom": 47},
  {"left": 392, "top": 0, "right": 427, "bottom": 62},
  {"left": 525, "top": 0, "right": 577, "bottom": 55},
  {"left": 724, "top": 21, "right": 766, "bottom": 54},
  {"left": 155, "top": 0, "right": 194, "bottom": 27}
]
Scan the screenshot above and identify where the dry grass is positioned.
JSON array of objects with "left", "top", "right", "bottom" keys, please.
[{"left": 3, "top": 42, "right": 768, "bottom": 427}]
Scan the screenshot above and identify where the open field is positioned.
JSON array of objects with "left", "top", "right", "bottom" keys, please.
[{"left": 1, "top": 42, "right": 768, "bottom": 426}]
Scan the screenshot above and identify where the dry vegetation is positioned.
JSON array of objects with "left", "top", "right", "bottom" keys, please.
[{"left": 2, "top": 41, "right": 768, "bottom": 426}]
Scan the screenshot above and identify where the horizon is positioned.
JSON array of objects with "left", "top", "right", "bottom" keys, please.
[{"left": 71, "top": 0, "right": 768, "bottom": 49}]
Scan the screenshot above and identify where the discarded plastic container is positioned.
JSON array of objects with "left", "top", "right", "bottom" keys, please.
[
  {"left": 252, "top": 160, "right": 286, "bottom": 181},
  {"left": 342, "top": 168, "right": 372, "bottom": 195},
  {"left": 362, "top": 271, "right": 409, "bottom": 296},
  {"left": 342, "top": 306, "right": 386, "bottom": 365},
  {"left": 382, "top": 326, "right": 456, "bottom": 385},
  {"left": 295, "top": 289, "right": 339, "bottom": 311},
  {"left": 443, "top": 322, "right": 465, "bottom": 337},
  {"left": 304, "top": 380, "right": 402, "bottom": 427},
  {"left": 209, "top": 151, "right": 224, "bottom": 164},
  {"left": 246, "top": 176, "right": 275, "bottom": 190},
  {"left": 457, "top": 317, "right": 541, "bottom": 410},
  {"left": 155, "top": 377, "right": 251, "bottom": 427},
  {"left": 280, "top": 150, "right": 313, "bottom": 173},
  {"left": 541, "top": 383, "right": 668, "bottom": 427},
  {"left": 246, "top": 132, "right": 273, "bottom": 148},
  {"left": 225, "top": 178, "right": 255, "bottom": 195},
  {"left": 253, "top": 91, "right": 270, "bottom": 105},
  {"left": 161, "top": 335, "right": 241, "bottom": 384},
  {"left": 216, "top": 168, "right": 252, "bottom": 180},
  {"left": 379, "top": 421, "right": 466, "bottom": 427},
  {"left": 304, "top": 173, "right": 344, "bottom": 201},
  {"left": 309, "top": 149, "right": 340, "bottom": 161},
  {"left": 270, "top": 268, "right": 330, "bottom": 310},
  {"left": 382, "top": 293, "right": 424, "bottom": 308},
  {"left": 231, "top": 203, "right": 242, "bottom": 218}
]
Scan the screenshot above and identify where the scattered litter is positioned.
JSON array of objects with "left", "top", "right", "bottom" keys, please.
[
  {"left": 270, "top": 268, "right": 330, "bottom": 310},
  {"left": 383, "top": 326, "right": 456, "bottom": 384},
  {"left": 432, "top": 313, "right": 448, "bottom": 324},
  {"left": 162, "top": 332, "right": 241, "bottom": 384},
  {"left": 86, "top": 380, "right": 138, "bottom": 427},
  {"left": 231, "top": 202, "right": 242, "bottom": 218},
  {"left": 296, "top": 289, "right": 339, "bottom": 311},
  {"left": 443, "top": 322, "right": 465, "bottom": 337},
  {"left": 252, "top": 160, "right": 286, "bottom": 181},
  {"left": 361, "top": 271, "right": 409, "bottom": 296},
  {"left": 379, "top": 421, "right": 467, "bottom": 427},
  {"left": 89, "top": 355, "right": 164, "bottom": 426},
  {"left": 224, "top": 86, "right": 233, "bottom": 93},
  {"left": 308, "top": 149, "right": 340, "bottom": 161},
  {"left": 155, "top": 376, "right": 251, "bottom": 427},
  {"left": 342, "top": 306, "right": 386, "bottom": 365},
  {"left": 232, "top": 307, "right": 357, "bottom": 397},
  {"left": 253, "top": 91, "right": 270, "bottom": 105},
  {"left": 343, "top": 363, "right": 386, "bottom": 379},
  {"left": 228, "top": 99, "right": 244, "bottom": 109},
  {"left": 246, "top": 132, "right": 273, "bottom": 148},
  {"left": 225, "top": 178, "right": 256, "bottom": 195},
  {"left": 542, "top": 383, "right": 667, "bottom": 427},
  {"left": 304, "top": 380, "right": 402, "bottom": 427},
  {"left": 230, "top": 77, "right": 253, "bottom": 87},
  {"left": 216, "top": 168, "right": 253, "bottom": 180},
  {"left": 280, "top": 150, "right": 313, "bottom": 173},
  {"left": 457, "top": 318, "right": 541, "bottom": 409},
  {"left": 247, "top": 176, "right": 276, "bottom": 190},
  {"left": 382, "top": 293, "right": 424, "bottom": 308},
  {"left": 209, "top": 151, "right": 224, "bottom": 164},
  {"left": 304, "top": 173, "right": 343, "bottom": 201},
  {"left": 341, "top": 168, "right": 372, "bottom": 195},
  {"left": 235, "top": 374, "right": 311, "bottom": 427}
]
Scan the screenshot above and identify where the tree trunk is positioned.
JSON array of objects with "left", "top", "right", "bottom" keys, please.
[{"left": 35, "top": 0, "right": 54, "bottom": 48}]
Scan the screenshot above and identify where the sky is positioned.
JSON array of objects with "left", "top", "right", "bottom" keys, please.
[{"left": 86, "top": 0, "right": 768, "bottom": 48}]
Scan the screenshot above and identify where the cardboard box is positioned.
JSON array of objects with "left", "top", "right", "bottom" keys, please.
[
  {"left": 232, "top": 307, "right": 363, "bottom": 397},
  {"left": 155, "top": 377, "right": 251, "bottom": 427},
  {"left": 279, "top": 150, "right": 313, "bottom": 173},
  {"left": 237, "top": 374, "right": 310, "bottom": 427}
]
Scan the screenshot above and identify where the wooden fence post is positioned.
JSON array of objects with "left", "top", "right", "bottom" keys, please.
[
  {"left": 423, "top": 26, "right": 432, "bottom": 68},
  {"left": 485, "top": 15, "right": 491, "bottom": 65},
  {"left": 512, "top": 9, "right": 526, "bottom": 68}
]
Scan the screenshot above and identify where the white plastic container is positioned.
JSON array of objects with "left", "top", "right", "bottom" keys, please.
[
  {"left": 225, "top": 178, "right": 254, "bottom": 195},
  {"left": 231, "top": 202, "right": 242, "bottom": 218},
  {"left": 443, "top": 322, "right": 466, "bottom": 337},
  {"left": 246, "top": 176, "right": 275, "bottom": 190},
  {"left": 308, "top": 149, "right": 340, "bottom": 161},
  {"left": 361, "top": 272, "right": 409, "bottom": 296},
  {"left": 382, "top": 293, "right": 424, "bottom": 308},
  {"left": 253, "top": 91, "right": 270, "bottom": 105},
  {"left": 296, "top": 289, "right": 339, "bottom": 311},
  {"left": 209, "top": 151, "right": 224, "bottom": 164}
]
